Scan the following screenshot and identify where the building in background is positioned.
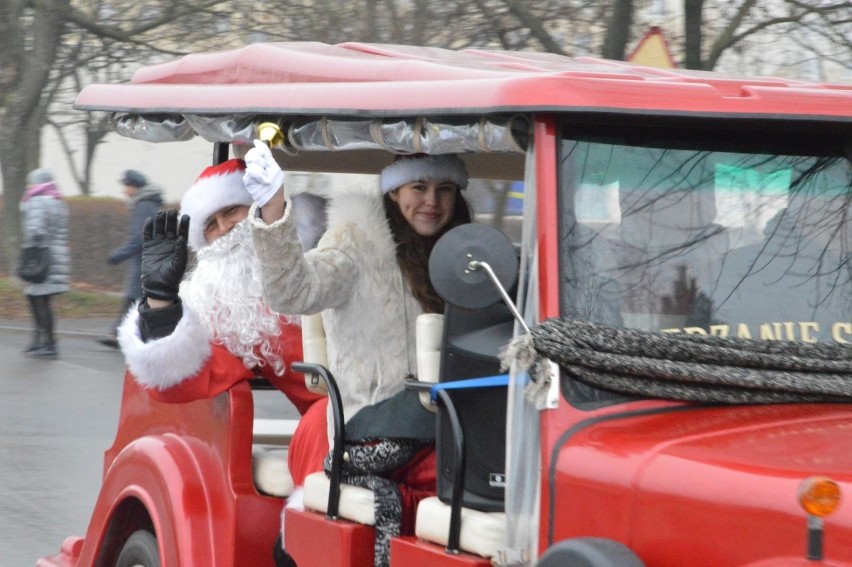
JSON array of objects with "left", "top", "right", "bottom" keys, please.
[{"left": 628, "top": 26, "right": 677, "bottom": 69}]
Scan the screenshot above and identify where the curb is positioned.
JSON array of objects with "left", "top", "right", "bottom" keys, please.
[{"left": 0, "top": 320, "right": 112, "bottom": 338}]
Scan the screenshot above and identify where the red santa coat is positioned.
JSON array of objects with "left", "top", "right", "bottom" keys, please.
[
  {"left": 144, "top": 321, "right": 321, "bottom": 413},
  {"left": 117, "top": 304, "right": 328, "bottom": 485}
]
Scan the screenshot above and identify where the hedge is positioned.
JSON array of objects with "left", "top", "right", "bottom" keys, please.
[{"left": 0, "top": 196, "right": 178, "bottom": 292}]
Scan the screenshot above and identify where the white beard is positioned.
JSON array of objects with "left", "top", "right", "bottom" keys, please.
[{"left": 180, "top": 219, "right": 297, "bottom": 375}]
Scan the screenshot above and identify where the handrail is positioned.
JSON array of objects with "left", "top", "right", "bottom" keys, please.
[
  {"left": 291, "top": 362, "right": 345, "bottom": 519},
  {"left": 430, "top": 374, "right": 510, "bottom": 554},
  {"left": 435, "top": 389, "right": 466, "bottom": 555}
]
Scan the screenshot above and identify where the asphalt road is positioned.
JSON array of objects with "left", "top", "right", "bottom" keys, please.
[{"left": 0, "top": 318, "right": 297, "bottom": 567}]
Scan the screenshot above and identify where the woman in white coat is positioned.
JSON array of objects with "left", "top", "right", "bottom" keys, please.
[{"left": 244, "top": 142, "right": 471, "bottom": 567}]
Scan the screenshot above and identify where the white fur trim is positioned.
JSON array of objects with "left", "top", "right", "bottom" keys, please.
[
  {"left": 179, "top": 160, "right": 253, "bottom": 251},
  {"left": 379, "top": 154, "right": 469, "bottom": 194},
  {"left": 118, "top": 302, "right": 213, "bottom": 390},
  {"left": 286, "top": 486, "right": 305, "bottom": 510},
  {"left": 281, "top": 485, "right": 305, "bottom": 549}
]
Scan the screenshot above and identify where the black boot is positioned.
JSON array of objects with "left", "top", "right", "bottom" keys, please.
[
  {"left": 33, "top": 340, "right": 58, "bottom": 359},
  {"left": 100, "top": 297, "right": 133, "bottom": 349},
  {"left": 24, "top": 295, "right": 45, "bottom": 355},
  {"left": 23, "top": 331, "right": 43, "bottom": 354},
  {"left": 31, "top": 296, "right": 58, "bottom": 359},
  {"left": 97, "top": 334, "right": 120, "bottom": 349}
]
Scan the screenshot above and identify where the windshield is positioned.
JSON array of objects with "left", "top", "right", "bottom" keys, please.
[{"left": 558, "top": 128, "right": 851, "bottom": 349}]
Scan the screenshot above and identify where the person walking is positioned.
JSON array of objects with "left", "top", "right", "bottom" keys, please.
[
  {"left": 99, "top": 169, "right": 163, "bottom": 348},
  {"left": 19, "top": 168, "right": 71, "bottom": 359}
]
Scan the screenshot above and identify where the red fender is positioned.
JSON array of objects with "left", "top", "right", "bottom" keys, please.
[
  {"left": 73, "top": 433, "right": 231, "bottom": 567},
  {"left": 40, "top": 373, "right": 281, "bottom": 567}
]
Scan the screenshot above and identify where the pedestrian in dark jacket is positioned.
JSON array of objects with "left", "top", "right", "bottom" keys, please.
[
  {"left": 99, "top": 169, "right": 163, "bottom": 348},
  {"left": 19, "top": 168, "right": 71, "bottom": 359}
]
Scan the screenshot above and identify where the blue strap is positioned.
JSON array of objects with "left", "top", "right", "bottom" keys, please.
[{"left": 430, "top": 374, "right": 510, "bottom": 402}]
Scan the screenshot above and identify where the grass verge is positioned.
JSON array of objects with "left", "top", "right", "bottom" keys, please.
[{"left": 0, "top": 277, "right": 124, "bottom": 319}]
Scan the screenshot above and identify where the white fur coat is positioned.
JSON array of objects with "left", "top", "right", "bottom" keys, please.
[{"left": 249, "top": 186, "right": 423, "bottom": 423}]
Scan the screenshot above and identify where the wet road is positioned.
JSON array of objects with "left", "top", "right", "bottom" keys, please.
[{"left": 0, "top": 321, "right": 296, "bottom": 566}]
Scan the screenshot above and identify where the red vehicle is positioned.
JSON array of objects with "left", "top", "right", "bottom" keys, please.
[{"left": 41, "top": 42, "right": 851, "bottom": 567}]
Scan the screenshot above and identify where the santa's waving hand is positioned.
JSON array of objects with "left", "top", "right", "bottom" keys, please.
[{"left": 140, "top": 210, "right": 190, "bottom": 304}]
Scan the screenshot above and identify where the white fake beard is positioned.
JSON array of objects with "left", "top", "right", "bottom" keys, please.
[{"left": 180, "top": 220, "right": 296, "bottom": 375}]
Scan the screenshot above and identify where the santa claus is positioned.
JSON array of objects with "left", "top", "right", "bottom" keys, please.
[{"left": 117, "top": 158, "right": 328, "bottom": 490}]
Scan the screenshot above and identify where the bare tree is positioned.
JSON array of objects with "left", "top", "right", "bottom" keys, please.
[
  {"left": 0, "top": 0, "right": 231, "bottom": 269},
  {"left": 699, "top": 0, "right": 852, "bottom": 73},
  {"left": 478, "top": 0, "right": 851, "bottom": 75},
  {"left": 0, "top": 1, "right": 71, "bottom": 269},
  {"left": 602, "top": 0, "right": 635, "bottom": 61},
  {"left": 3, "top": 0, "right": 849, "bottom": 274},
  {"left": 683, "top": 0, "right": 707, "bottom": 69}
]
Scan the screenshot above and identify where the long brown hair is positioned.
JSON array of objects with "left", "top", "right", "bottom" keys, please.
[{"left": 383, "top": 190, "right": 472, "bottom": 313}]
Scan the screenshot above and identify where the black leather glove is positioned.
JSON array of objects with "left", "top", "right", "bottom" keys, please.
[{"left": 141, "top": 210, "right": 190, "bottom": 302}]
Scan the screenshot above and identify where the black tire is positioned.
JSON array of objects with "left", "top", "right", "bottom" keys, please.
[
  {"left": 116, "top": 529, "right": 160, "bottom": 567},
  {"left": 538, "top": 537, "right": 645, "bottom": 567}
]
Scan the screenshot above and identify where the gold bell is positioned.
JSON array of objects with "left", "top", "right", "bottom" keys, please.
[{"left": 257, "top": 122, "right": 284, "bottom": 148}]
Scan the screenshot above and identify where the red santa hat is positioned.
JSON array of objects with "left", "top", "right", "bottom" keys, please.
[
  {"left": 179, "top": 159, "right": 253, "bottom": 251},
  {"left": 379, "top": 154, "right": 469, "bottom": 194}
]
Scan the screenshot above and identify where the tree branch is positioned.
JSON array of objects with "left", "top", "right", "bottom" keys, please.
[
  {"left": 500, "top": 0, "right": 567, "bottom": 54},
  {"left": 705, "top": 0, "right": 758, "bottom": 70}
]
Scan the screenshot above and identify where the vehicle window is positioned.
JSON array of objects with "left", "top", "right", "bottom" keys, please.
[
  {"left": 557, "top": 126, "right": 851, "bottom": 405},
  {"left": 467, "top": 178, "right": 525, "bottom": 245}
]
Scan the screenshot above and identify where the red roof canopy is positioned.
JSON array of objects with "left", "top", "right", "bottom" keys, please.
[{"left": 75, "top": 42, "right": 852, "bottom": 121}]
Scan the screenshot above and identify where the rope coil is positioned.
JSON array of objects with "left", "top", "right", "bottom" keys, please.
[{"left": 505, "top": 318, "right": 852, "bottom": 405}]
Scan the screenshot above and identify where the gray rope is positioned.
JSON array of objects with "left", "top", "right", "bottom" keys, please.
[{"left": 510, "top": 318, "right": 852, "bottom": 405}]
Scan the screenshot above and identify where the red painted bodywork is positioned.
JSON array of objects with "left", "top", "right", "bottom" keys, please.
[
  {"left": 75, "top": 42, "right": 852, "bottom": 121},
  {"left": 37, "top": 373, "right": 282, "bottom": 567},
  {"left": 286, "top": 509, "right": 375, "bottom": 567},
  {"left": 48, "top": 42, "right": 851, "bottom": 567},
  {"left": 538, "top": 401, "right": 852, "bottom": 566},
  {"left": 533, "top": 117, "right": 561, "bottom": 320},
  {"left": 391, "top": 537, "right": 492, "bottom": 566}
]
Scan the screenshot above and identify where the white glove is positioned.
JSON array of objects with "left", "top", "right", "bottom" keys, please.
[{"left": 243, "top": 139, "right": 285, "bottom": 207}]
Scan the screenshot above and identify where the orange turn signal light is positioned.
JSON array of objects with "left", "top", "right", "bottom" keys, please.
[{"left": 798, "top": 476, "right": 841, "bottom": 518}]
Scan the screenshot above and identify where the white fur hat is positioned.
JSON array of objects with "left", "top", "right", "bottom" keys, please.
[
  {"left": 179, "top": 159, "right": 252, "bottom": 251},
  {"left": 379, "top": 154, "right": 469, "bottom": 194}
]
